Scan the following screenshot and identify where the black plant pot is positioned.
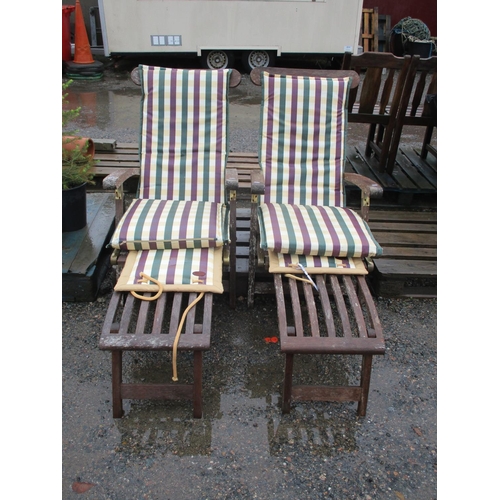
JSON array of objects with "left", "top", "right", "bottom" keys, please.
[{"left": 62, "top": 182, "right": 87, "bottom": 232}]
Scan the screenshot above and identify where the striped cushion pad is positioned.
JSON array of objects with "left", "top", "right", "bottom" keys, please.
[
  {"left": 258, "top": 203, "right": 383, "bottom": 258},
  {"left": 259, "top": 73, "right": 350, "bottom": 207},
  {"left": 109, "top": 199, "right": 226, "bottom": 250},
  {"left": 138, "top": 66, "right": 230, "bottom": 202},
  {"left": 114, "top": 247, "right": 223, "bottom": 294},
  {"left": 268, "top": 251, "right": 368, "bottom": 275}
]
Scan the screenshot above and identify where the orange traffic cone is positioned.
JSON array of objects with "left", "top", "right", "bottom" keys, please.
[{"left": 73, "top": 0, "right": 94, "bottom": 64}]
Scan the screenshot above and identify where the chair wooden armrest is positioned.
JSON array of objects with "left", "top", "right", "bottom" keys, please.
[
  {"left": 344, "top": 173, "right": 383, "bottom": 221},
  {"left": 344, "top": 173, "right": 383, "bottom": 197},
  {"left": 225, "top": 168, "right": 239, "bottom": 191},
  {"left": 102, "top": 167, "right": 140, "bottom": 190},
  {"left": 103, "top": 168, "right": 141, "bottom": 225},
  {"left": 250, "top": 169, "right": 265, "bottom": 196}
]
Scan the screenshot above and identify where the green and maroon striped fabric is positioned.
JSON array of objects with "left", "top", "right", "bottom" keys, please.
[
  {"left": 138, "top": 65, "right": 231, "bottom": 202},
  {"left": 258, "top": 203, "right": 382, "bottom": 258},
  {"left": 259, "top": 73, "right": 350, "bottom": 207},
  {"left": 257, "top": 72, "right": 382, "bottom": 259},
  {"left": 115, "top": 248, "right": 224, "bottom": 294},
  {"left": 110, "top": 199, "right": 226, "bottom": 250},
  {"left": 109, "top": 66, "right": 232, "bottom": 255}
]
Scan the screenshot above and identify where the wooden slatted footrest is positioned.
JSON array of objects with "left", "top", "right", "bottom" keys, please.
[
  {"left": 100, "top": 290, "right": 213, "bottom": 418},
  {"left": 274, "top": 274, "right": 385, "bottom": 416}
]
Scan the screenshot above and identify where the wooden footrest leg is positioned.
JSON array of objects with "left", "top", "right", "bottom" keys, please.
[
  {"left": 112, "top": 351, "right": 124, "bottom": 418},
  {"left": 357, "top": 354, "right": 373, "bottom": 417},
  {"left": 282, "top": 353, "right": 294, "bottom": 414},
  {"left": 193, "top": 351, "right": 203, "bottom": 419}
]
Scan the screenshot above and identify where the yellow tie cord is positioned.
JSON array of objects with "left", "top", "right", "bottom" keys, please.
[
  {"left": 284, "top": 273, "right": 315, "bottom": 285},
  {"left": 130, "top": 271, "right": 206, "bottom": 382}
]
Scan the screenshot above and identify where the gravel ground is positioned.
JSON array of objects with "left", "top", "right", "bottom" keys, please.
[{"left": 61, "top": 62, "right": 439, "bottom": 499}]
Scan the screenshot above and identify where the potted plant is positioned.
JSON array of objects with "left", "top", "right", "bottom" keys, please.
[{"left": 62, "top": 80, "right": 95, "bottom": 232}]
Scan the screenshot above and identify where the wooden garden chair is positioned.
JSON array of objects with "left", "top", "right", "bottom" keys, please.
[
  {"left": 341, "top": 51, "right": 419, "bottom": 174},
  {"left": 247, "top": 68, "right": 385, "bottom": 416},
  {"left": 389, "top": 55, "right": 437, "bottom": 172},
  {"left": 100, "top": 66, "right": 240, "bottom": 418}
]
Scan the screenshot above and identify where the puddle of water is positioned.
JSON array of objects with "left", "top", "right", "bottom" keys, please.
[{"left": 63, "top": 73, "right": 261, "bottom": 135}]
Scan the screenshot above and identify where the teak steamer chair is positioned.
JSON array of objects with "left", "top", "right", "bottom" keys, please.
[
  {"left": 248, "top": 68, "right": 385, "bottom": 415},
  {"left": 100, "top": 66, "right": 240, "bottom": 418}
]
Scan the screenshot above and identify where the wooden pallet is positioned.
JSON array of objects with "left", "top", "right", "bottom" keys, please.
[
  {"left": 361, "top": 8, "right": 379, "bottom": 53},
  {"left": 368, "top": 209, "right": 437, "bottom": 298},
  {"left": 360, "top": 8, "right": 392, "bottom": 52}
]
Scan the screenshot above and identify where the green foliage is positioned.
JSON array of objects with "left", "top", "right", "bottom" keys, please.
[
  {"left": 62, "top": 136, "right": 95, "bottom": 190},
  {"left": 62, "top": 80, "right": 81, "bottom": 129},
  {"left": 62, "top": 80, "right": 96, "bottom": 190}
]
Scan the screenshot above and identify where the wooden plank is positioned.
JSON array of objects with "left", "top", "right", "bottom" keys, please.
[
  {"left": 394, "top": 149, "right": 436, "bottom": 191},
  {"left": 402, "top": 147, "right": 438, "bottom": 187},
  {"left": 374, "top": 258, "right": 437, "bottom": 278},
  {"left": 369, "top": 221, "right": 437, "bottom": 233},
  {"left": 371, "top": 231, "right": 437, "bottom": 247},
  {"left": 368, "top": 210, "right": 436, "bottom": 223},
  {"left": 345, "top": 145, "right": 397, "bottom": 189},
  {"left": 375, "top": 247, "right": 437, "bottom": 259}
]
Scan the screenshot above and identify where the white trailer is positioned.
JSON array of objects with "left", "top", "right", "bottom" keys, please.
[{"left": 98, "top": 0, "right": 363, "bottom": 71}]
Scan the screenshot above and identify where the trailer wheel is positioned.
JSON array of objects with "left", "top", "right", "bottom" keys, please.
[
  {"left": 242, "top": 50, "right": 275, "bottom": 73},
  {"left": 201, "top": 50, "right": 234, "bottom": 70}
]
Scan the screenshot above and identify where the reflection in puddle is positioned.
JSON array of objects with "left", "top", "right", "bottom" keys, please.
[
  {"left": 64, "top": 86, "right": 141, "bottom": 132},
  {"left": 114, "top": 408, "right": 213, "bottom": 457},
  {"left": 268, "top": 405, "right": 359, "bottom": 457},
  {"left": 111, "top": 353, "right": 360, "bottom": 459},
  {"left": 63, "top": 76, "right": 260, "bottom": 135}
]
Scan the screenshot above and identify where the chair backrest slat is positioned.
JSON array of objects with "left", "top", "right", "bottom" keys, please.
[{"left": 138, "top": 65, "right": 231, "bottom": 202}]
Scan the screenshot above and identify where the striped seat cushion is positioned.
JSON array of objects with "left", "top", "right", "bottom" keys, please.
[
  {"left": 138, "top": 66, "right": 230, "bottom": 202},
  {"left": 259, "top": 73, "right": 350, "bottom": 207},
  {"left": 114, "top": 247, "right": 223, "bottom": 294},
  {"left": 258, "top": 203, "right": 382, "bottom": 258},
  {"left": 110, "top": 199, "right": 226, "bottom": 250}
]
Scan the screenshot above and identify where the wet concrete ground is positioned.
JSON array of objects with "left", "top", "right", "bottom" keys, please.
[
  {"left": 62, "top": 61, "right": 438, "bottom": 499},
  {"left": 63, "top": 286, "right": 436, "bottom": 500}
]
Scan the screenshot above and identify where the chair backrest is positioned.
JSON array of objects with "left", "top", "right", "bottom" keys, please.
[
  {"left": 254, "top": 68, "right": 356, "bottom": 208},
  {"left": 341, "top": 51, "right": 413, "bottom": 122},
  {"left": 399, "top": 56, "right": 437, "bottom": 124},
  {"left": 137, "top": 65, "right": 232, "bottom": 203}
]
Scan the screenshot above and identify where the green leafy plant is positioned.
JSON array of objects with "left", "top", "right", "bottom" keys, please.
[{"left": 62, "top": 80, "right": 95, "bottom": 190}]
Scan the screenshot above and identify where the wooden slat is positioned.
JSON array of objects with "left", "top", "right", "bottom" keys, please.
[
  {"left": 369, "top": 221, "right": 436, "bottom": 233},
  {"left": 289, "top": 277, "right": 304, "bottom": 338},
  {"left": 343, "top": 276, "right": 368, "bottom": 339},
  {"left": 374, "top": 259, "right": 437, "bottom": 278},
  {"left": 316, "top": 275, "right": 336, "bottom": 338},
  {"left": 371, "top": 231, "right": 436, "bottom": 247},
  {"left": 330, "top": 275, "right": 352, "bottom": 338},
  {"left": 376, "top": 246, "right": 436, "bottom": 259}
]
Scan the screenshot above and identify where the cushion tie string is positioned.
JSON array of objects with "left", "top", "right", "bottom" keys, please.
[
  {"left": 130, "top": 272, "right": 163, "bottom": 301},
  {"left": 172, "top": 271, "right": 207, "bottom": 382},
  {"left": 285, "top": 263, "right": 318, "bottom": 291}
]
